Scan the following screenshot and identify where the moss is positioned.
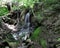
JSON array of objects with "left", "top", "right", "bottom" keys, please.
[
  {"left": 57, "top": 38, "right": 60, "bottom": 41},
  {"left": 30, "top": 27, "right": 42, "bottom": 40},
  {"left": 9, "top": 42, "right": 19, "bottom": 48},
  {"left": 30, "top": 27, "right": 47, "bottom": 48},
  {"left": 39, "top": 38, "right": 47, "bottom": 48},
  {"left": 0, "top": 7, "right": 9, "bottom": 16}
]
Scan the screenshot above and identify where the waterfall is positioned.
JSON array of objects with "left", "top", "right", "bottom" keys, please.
[
  {"left": 23, "top": 12, "right": 31, "bottom": 32},
  {"left": 25, "top": 12, "right": 30, "bottom": 27},
  {"left": 12, "top": 12, "right": 32, "bottom": 40}
]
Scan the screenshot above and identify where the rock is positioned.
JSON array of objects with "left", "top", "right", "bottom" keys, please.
[{"left": 26, "top": 39, "right": 33, "bottom": 44}]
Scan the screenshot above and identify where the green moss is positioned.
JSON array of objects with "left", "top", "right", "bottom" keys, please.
[
  {"left": 30, "top": 27, "right": 42, "bottom": 40},
  {"left": 0, "top": 7, "right": 9, "bottom": 16},
  {"left": 30, "top": 27, "right": 47, "bottom": 48},
  {"left": 39, "top": 39, "right": 47, "bottom": 48},
  {"left": 57, "top": 38, "right": 60, "bottom": 41},
  {"left": 9, "top": 42, "right": 19, "bottom": 48}
]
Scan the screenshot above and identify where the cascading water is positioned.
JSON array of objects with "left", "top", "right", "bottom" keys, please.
[
  {"left": 25, "top": 12, "right": 30, "bottom": 28},
  {"left": 12, "top": 12, "right": 33, "bottom": 41}
]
